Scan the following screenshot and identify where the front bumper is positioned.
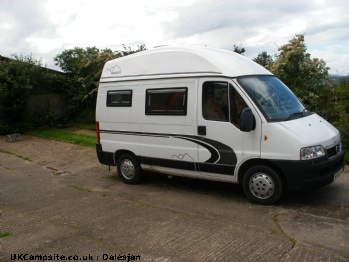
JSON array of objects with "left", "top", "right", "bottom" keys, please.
[{"left": 270, "top": 149, "right": 345, "bottom": 191}]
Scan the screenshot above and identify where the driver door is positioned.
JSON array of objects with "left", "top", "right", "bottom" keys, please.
[{"left": 197, "top": 78, "right": 261, "bottom": 179}]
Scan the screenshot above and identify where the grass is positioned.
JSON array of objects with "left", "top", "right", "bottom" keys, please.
[
  {"left": 0, "top": 232, "right": 10, "bottom": 238},
  {"left": 67, "top": 122, "right": 96, "bottom": 130},
  {"left": 29, "top": 128, "right": 96, "bottom": 148}
]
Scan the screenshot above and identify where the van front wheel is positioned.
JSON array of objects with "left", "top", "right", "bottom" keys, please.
[
  {"left": 117, "top": 154, "right": 142, "bottom": 184},
  {"left": 243, "top": 166, "right": 284, "bottom": 205}
]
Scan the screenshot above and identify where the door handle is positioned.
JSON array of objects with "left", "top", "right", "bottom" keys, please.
[{"left": 198, "top": 126, "right": 206, "bottom": 136}]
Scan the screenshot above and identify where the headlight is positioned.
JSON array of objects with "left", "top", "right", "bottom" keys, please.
[{"left": 300, "top": 145, "right": 325, "bottom": 160}]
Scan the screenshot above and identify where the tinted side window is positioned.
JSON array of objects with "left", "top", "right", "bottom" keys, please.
[
  {"left": 229, "top": 84, "right": 248, "bottom": 128},
  {"left": 146, "top": 88, "right": 187, "bottom": 115},
  {"left": 107, "top": 90, "right": 132, "bottom": 107},
  {"left": 202, "top": 82, "right": 229, "bottom": 121}
]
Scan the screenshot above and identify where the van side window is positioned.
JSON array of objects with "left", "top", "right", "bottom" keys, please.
[
  {"left": 229, "top": 84, "right": 248, "bottom": 127},
  {"left": 202, "top": 82, "right": 229, "bottom": 121},
  {"left": 146, "top": 88, "right": 187, "bottom": 115},
  {"left": 107, "top": 90, "right": 132, "bottom": 107}
]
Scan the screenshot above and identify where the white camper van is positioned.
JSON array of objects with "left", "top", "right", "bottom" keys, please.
[{"left": 96, "top": 46, "right": 345, "bottom": 204}]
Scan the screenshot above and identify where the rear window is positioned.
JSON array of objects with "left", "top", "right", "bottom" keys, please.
[
  {"left": 145, "top": 88, "right": 187, "bottom": 115},
  {"left": 107, "top": 90, "right": 132, "bottom": 107}
]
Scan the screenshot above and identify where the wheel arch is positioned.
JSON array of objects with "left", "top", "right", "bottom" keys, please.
[
  {"left": 237, "top": 158, "right": 287, "bottom": 186},
  {"left": 114, "top": 150, "right": 139, "bottom": 165}
]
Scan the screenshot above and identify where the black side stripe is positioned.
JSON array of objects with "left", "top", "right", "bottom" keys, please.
[
  {"left": 180, "top": 135, "right": 237, "bottom": 165},
  {"left": 141, "top": 156, "right": 235, "bottom": 175},
  {"left": 100, "top": 130, "right": 170, "bottom": 138},
  {"left": 142, "top": 156, "right": 196, "bottom": 172},
  {"left": 175, "top": 136, "right": 219, "bottom": 163},
  {"left": 100, "top": 129, "right": 237, "bottom": 167}
]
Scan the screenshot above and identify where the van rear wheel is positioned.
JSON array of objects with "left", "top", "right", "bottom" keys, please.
[
  {"left": 117, "top": 153, "right": 142, "bottom": 184},
  {"left": 243, "top": 165, "right": 284, "bottom": 205}
]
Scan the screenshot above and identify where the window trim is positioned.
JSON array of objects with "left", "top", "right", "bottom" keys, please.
[
  {"left": 202, "top": 81, "right": 229, "bottom": 122},
  {"left": 145, "top": 87, "right": 188, "bottom": 115},
  {"left": 106, "top": 90, "right": 133, "bottom": 107}
]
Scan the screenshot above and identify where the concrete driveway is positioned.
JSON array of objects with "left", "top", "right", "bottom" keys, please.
[{"left": 1, "top": 135, "right": 348, "bottom": 261}]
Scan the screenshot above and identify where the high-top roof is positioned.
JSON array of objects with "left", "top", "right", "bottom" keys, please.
[{"left": 100, "top": 46, "right": 272, "bottom": 81}]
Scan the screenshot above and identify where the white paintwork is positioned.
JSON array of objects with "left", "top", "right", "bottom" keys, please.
[
  {"left": 101, "top": 46, "right": 271, "bottom": 81},
  {"left": 96, "top": 46, "right": 342, "bottom": 185}
]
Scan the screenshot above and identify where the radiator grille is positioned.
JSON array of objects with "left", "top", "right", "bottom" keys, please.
[{"left": 326, "top": 143, "right": 342, "bottom": 158}]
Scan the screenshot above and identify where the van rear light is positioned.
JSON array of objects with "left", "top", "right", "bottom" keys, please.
[{"left": 96, "top": 121, "right": 101, "bottom": 144}]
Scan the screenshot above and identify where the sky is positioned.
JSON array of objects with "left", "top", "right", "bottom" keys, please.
[{"left": 0, "top": 0, "right": 348, "bottom": 75}]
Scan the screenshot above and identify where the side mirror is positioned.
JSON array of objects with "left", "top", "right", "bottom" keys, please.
[{"left": 240, "top": 108, "right": 255, "bottom": 132}]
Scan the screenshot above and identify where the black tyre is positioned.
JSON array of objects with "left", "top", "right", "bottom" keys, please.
[
  {"left": 117, "top": 153, "right": 142, "bottom": 184},
  {"left": 243, "top": 165, "right": 284, "bottom": 205}
]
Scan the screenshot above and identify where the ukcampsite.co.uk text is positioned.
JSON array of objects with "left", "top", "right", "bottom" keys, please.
[{"left": 10, "top": 253, "right": 141, "bottom": 261}]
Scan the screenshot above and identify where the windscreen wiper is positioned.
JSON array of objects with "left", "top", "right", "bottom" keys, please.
[{"left": 286, "top": 109, "right": 310, "bottom": 120}]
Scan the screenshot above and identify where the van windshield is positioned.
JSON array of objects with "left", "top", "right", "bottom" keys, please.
[{"left": 237, "top": 75, "right": 311, "bottom": 121}]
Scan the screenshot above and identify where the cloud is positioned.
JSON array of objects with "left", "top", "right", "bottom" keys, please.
[
  {"left": 164, "top": 0, "right": 314, "bottom": 39},
  {"left": 162, "top": 0, "right": 317, "bottom": 59},
  {"left": 0, "top": 0, "right": 348, "bottom": 75},
  {"left": 0, "top": 0, "right": 57, "bottom": 52},
  {"left": 160, "top": 0, "right": 349, "bottom": 75}
]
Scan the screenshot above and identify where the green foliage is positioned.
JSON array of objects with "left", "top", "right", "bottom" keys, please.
[
  {"left": 53, "top": 47, "right": 112, "bottom": 121},
  {"left": 0, "top": 113, "right": 61, "bottom": 135},
  {"left": 29, "top": 128, "right": 96, "bottom": 147},
  {"left": 0, "top": 55, "right": 36, "bottom": 125},
  {"left": 0, "top": 54, "right": 68, "bottom": 134},
  {"left": 330, "top": 79, "right": 349, "bottom": 151},
  {"left": 0, "top": 45, "right": 146, "bottom": 134},
  {"left": 54, "top": 44, "right": 147, "bottom": 122},
  {"left": 255, "top": 34, "right": 348, "bottom": 156},
  {"left": 253, "top": 51, "right": 273, "bottom": 68},
  {"left": 68, "top": 122, "right": 96, "bottom": 130},
  {"left": 269, "top": 34, "right": 330, "bottom": 110},
  {"left": 233, "top": 44, "right": 245, "bottom": 55},
  {"left": 0, "top": 120, "right": 27, "bottom": 135},
  {"left": 1, "top": 39, "right": 347, "bottom": 161}
]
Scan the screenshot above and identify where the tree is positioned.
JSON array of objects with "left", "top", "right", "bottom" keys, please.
[
  {"left": 331, "top": 79, "right": 349, "bottom": 150},
  {"left": 54, "top": 45, "right": 147, "bottom": 122},
  {"left": 0, "top": 55, "right": 32, "bottom": 126},
  {"left": 83, "top": 44, "right": 148, "bottom": 98},
  {"left": 267, "top": 34, "right": 348, "bottom": 156},
  {"left": 270, "top": 34, "right": 330, "bottom": 109},
  {"left": 233, "top": 44, "right": 245, "bottom": 55},
  {"left": 121, "top": 44, "right": 147, "bottom": 56},
  {"left": 0, "top": 54, "right": 67, "bottom": 133},
  {"left": 0, "top": 56, "right": 37, "bottom": 122},
  {"left": 253, "top": 51, "right": 273, "bottom": 68},
  {"left": 54, "top": 47, "right": 118, "bottom": 121}
]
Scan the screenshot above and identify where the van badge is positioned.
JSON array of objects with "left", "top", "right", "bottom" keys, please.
[
  {"left": 336, "top": 144, "right": 341, "bottom": 154},
  {"left": 105, "top": 65, "right": 121, "bottom": 75}
]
